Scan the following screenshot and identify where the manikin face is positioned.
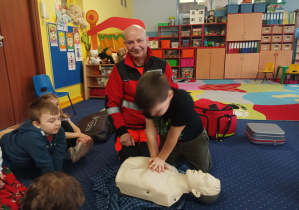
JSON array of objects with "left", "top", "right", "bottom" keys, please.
[
  {"left": 150, "top": 90, "right": 173, "bottom": 117},
  {"left": 185, "top": 169, "right": 221, "bottom": 197},
  {"left": 34, "top": 112, "right": 61, "bottom": 136},
  {"left": 124, "top": 26, "right": 149, "bottom": 60},
  {"left": 60, "top": 36, "right": 65, "bottom": 45}
]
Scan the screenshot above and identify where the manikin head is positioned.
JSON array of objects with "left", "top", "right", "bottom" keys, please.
[{"left": 185, "top": 169, "right": 221, "bottom": 204}]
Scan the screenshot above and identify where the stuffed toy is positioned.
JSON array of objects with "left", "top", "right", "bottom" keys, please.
[
  {"left": 117, "top": 48, "right": 127, "bottom": 63},
  {"left": 89, "top": 49, "right": 101, "bottom": 65},
  {"left": 98, "top": 47, "right": 116, "bottom": 64},
  {"left": 66, "top": 4, "right": 88, "bottom": 29}
]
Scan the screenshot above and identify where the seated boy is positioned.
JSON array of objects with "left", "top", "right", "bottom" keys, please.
[
  {"left": 134, "top": 72, "right": 212, "bottom": 173},
  {"left": 0, "top": 99, "right": 66, "bottom": 174},
  {"left": 23, "top": 172, "right": 85, "bottom": 210}
]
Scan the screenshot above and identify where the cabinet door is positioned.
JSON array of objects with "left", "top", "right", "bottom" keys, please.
[
  {"left": 225, "top": 54, "right": 242, "bottom": 78},
  {"left": 243, "top": 13, "right": 262, "bottom": 41},
  {"left": 275, "top": 50, "right": 292, "bottom": 79},
  {"left": 241, "top": 53, "right": 260, "bottom": 78},
  {"left": 227, "top": 14, "right": 245, "bottom": 41},
  {"left": 258, "top": 51, "right": 276, "bottom": 79},
  {"left": 210, "top": 48, "right": 225, "bottom": 79},
  {"left": 196, "top": 49, "right": 211, "bottom": 79}
]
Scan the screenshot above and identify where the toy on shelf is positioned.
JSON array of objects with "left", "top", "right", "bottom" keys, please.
[
  {"left": 206, "top": 10, "right": 215, "bottom": 23},
  {"left": 81, "top": 32, "right": 91, "bottom": 51},
  {"left": 66, "top": 4, "right": 88, "bottom": 29},
  {"left": 89, "top": 49, "right": 101, "bottom": 65},
  {"left": 99, "top": 47, "right": 116, "bottom": 64},
  {"left": 116, "top": 48, "right": 127, "bottom": 63}
]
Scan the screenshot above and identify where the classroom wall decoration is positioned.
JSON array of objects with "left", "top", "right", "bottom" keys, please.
[{"left": 47, "top": 23, "right": 82, "bottom": 89}]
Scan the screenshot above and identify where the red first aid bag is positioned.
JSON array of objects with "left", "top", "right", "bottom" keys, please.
[{"left": 194, "top": 98, "right": 237, "bottom": 140}]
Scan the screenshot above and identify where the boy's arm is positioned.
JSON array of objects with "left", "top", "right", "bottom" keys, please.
[
  {"left": 51, "top": 128, "right": 67, "bottom": 171},
  {"left": 149, "top": 125, "right": 185, "bottom": 173},
  {"left": 145, "top": 118, "right": 159, "bottom": 158}
]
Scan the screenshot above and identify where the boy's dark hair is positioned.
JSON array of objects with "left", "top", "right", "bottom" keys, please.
[
  {"left": 29, "top": 99, "right": 60, "bottom": 123},
  {"left": 135, "top": 72, "right": 170, "bottom": 113},
  {"left": 23, "top": 172, "right": 85, "bottom": 210}
]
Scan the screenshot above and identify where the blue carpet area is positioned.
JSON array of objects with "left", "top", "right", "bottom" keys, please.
[{"left": 14, "top": 99, "right": 299, "bottom": 209}]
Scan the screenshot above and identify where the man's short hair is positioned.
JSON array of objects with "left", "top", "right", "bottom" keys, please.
[
  {"left": 135, "top": 72, "right": 170, "bottom": 113},
  {"left": 23, "top": 172, "right": 85, "bottom": 210},
  {"left": 29, "top": 99, "right": 60, "bottom": 123}
]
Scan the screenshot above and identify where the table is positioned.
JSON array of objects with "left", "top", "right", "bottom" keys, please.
[{"left": 275, "top": 65, "right": 289, "bottom": 84}]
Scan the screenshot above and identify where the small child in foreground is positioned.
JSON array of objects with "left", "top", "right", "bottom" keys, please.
[
  {"left": 134, "top": 72, "right": 212, "bottom": 173},
  {"left": 39, "top": 93, "right": 93, "bottom": 163},
  {"left": 0, "top": 99, "right": 66, "bottom": 174},
  {"left": 23, "top": 172, "right": 85, "bottom": 210}
]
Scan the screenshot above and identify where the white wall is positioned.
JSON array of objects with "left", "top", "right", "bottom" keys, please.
[{"left": 133, "top": 0, "right": 177, "bottom": 35}]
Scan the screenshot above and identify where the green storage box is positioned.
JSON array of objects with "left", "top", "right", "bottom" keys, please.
[
  {"left": 158, "top": 23, "right": 168, "bottom": 26},
  {"left": 166, "top": 59, "right": 178, "bottom": 67}
]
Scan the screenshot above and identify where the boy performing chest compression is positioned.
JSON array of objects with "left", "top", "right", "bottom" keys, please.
[{"left": 134, "top": 72, "right": 212, "bottom": 173}]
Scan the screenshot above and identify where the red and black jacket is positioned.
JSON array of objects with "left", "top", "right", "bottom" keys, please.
[{"left": 105, "top": 47, "right": 178, "bottom": 138}]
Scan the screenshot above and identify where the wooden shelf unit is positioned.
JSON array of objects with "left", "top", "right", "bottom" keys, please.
[
  {"left": 154, "top": 23, "right": 226, "bottom": 79},
  {"left": 260, "top": 24, "right": 295, "bottom": 51},
  {"left": 258, "top": 24, "right": 295, "bottom": 79},
  {"left": 225, "top": 13, "right": 262, "bottom": 79},
  {"left": 83, "top": 57, "right": 114, "bottom": 99}
]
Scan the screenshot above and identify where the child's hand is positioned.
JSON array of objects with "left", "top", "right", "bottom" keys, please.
[
  {"left": 0, "top": 174, "right": 5, "bottom": 180},
  {"left": 148, "top": 157, "right": 169, "bottom": 173},
  {"left": 77, "top": 135, "right": 93, "bottom": 146}
]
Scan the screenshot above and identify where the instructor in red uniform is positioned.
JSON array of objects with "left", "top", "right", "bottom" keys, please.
[{"left": 105, "top": 24, "right": 178, "bottom": 162}]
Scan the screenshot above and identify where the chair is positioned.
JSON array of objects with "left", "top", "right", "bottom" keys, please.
[
  {"left": 284, "top": 64, "right": 299, "bottom": 85},
  {"left": 33, "top": 74, "right": 76, "bottom": 115},
  {"left": 255, "top": 62, "right": 275, "bottom": 83}
]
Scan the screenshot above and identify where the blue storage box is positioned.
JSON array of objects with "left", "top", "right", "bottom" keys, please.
[
  {"left": 253, "top": 3, "right": 266, "bottom": 12},
  {"left": 240, "top": 4, "right": 253, "bottom": 13},
  {"left": 226, "top": 4, "right": 239, "bottom": 14}
]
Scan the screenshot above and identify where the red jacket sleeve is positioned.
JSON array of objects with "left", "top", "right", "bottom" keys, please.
[
  {"left": 105, "top": 65, "right": 128, "bottom": 137},
  {"left": 164, "top": 62, "right": 178, "bottom": 89}
]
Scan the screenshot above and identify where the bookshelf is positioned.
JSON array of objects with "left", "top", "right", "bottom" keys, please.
[
  {"left": 154, "top": 23, "right": 226, "bottom": 79},
  {"left": 295, "top": 38, "right": 299, "bottom": 64},
  {"left": 83, "top": 57, "right": 114, "bottom": 99}
]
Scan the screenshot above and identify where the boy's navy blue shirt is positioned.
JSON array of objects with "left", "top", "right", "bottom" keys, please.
[
  {"left": 145, "top": 88, "right": 204, "bottom": 142},
  {"left": 0, "top": 119, "right": 66, "bottom": 174}
]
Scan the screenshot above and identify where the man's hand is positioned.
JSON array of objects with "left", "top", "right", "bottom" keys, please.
[
  {"left": 120, "top": 133, "right": 135, "bottom": 147},
  {"left": 148, "top": 156, "right": 169, "bottom": 173}
]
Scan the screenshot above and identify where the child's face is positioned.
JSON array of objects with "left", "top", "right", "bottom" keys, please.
[
  {"left": 150, "top": 90, "right": 173, "bottom": 117},
  {"left": 37, "top": 112, "right": 61, "bottom": 135}
]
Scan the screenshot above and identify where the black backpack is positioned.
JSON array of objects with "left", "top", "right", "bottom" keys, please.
[{"left": 77, "top": 110, "right": 113, "bottom": 143}]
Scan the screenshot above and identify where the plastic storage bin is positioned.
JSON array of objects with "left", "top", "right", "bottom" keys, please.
[
  {"left": 180, "top": 68, "right": 194, "bottom": 78},
  {"left": 181, "top": 49, "right": 195, "bottom": 57},
  {"left": 152, "top": 49, "right": 163, "bottom": 58},
  {"left": 161, "top": 40, "right": 171, "bottom": 48},
  {"left": 181, "top": 30, "right": 190, "bottom": 36},
  {"left": 182, "top": 40, "right": 190, "bottom": 47},
  {"left": 181, "top": 58, "right": 194, "bottom": 67},
  {"left": 166, "top": 59, "right": 178, "bottom": 66},
  {"left": 226, "top": 4, "right": 239, "bottom": 14},
  {"left": 253, "top": 3, "right": 266, "bottom": 12},
  {"left": 171, "top": 42, "right": 179, "bottom": 48},
  {"left": 240, "top": 4, "right": 253, "bottom": 13},
  {"left": 164, "top": 49, "right": 179, "bottom": 58},
  {"left": 172, "top": 68, "right": 178, "bottom": 79}
]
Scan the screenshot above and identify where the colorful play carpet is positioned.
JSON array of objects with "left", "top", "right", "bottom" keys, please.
[{"left": 177, "top": 79, "right": 299, "bottom": 121}]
